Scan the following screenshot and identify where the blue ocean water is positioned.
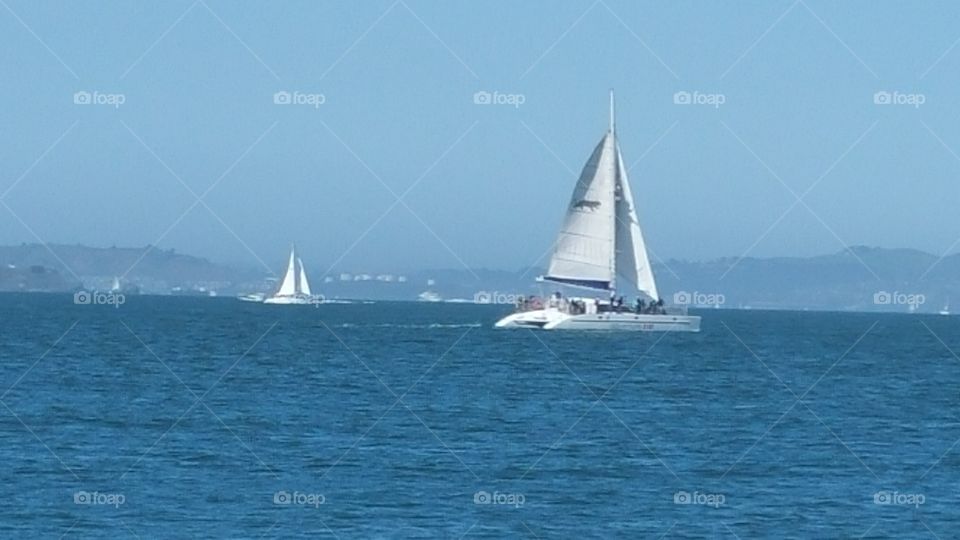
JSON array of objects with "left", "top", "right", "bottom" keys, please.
[{"left": 0, "top": 293, "right": 957, "bottom": 538}]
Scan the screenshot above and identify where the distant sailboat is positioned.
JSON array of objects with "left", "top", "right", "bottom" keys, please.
[
  {"left": 940, "top": 300, "right": 950, "bottom": 316},
  {"left": 263, "top": 245, "right": 322, "bottom": 305},
  {"left": 107, "top": 276, "right": 139, "bottom": 295},
  {"left": 496, "top": 92, "right": 700, "bottom": 331}
]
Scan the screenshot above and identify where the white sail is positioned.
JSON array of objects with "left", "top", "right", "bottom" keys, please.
[
  {"left": 297, "top": 258, "right": 311, "bottom": 295},
  {"left": 543, "top": 132, "right": 618, "bottom": 289},
  {"left": 543, "top": 91, "right": 658, "bottom": 298},
  {"left": 276, "top": 248, "right": 298, "bottom": 296},
  {"left": 614, "top": 145, "right": 658, "bottom": 300}
]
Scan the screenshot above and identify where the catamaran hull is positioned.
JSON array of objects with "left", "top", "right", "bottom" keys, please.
[
  {"left": 263, "top": 296, "right": 320, "bottom": 305},
  {"left": 495, "top": 310, "right": 700, "bottom": 332}
]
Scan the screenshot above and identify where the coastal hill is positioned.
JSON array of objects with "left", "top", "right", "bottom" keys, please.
[
  {"left": 0, "top": 243, "right": 957, "bottom": 312},
  {"left": 0, "top": 244, "right": 258, "bottom": 295}
]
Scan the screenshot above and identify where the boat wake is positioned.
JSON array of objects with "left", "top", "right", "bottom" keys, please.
[{"left": 325, "top": 322, "right": 482, "bottom": 329}]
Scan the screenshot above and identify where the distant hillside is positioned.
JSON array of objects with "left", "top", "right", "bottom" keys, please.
[
  {"left": 0, "top": 244, "right": 260, "bottom": 294},
  {"left": 0, "top": 263, "right": 76, "bottom": 292},
  {"left": 1, "top": 243, "right": 958, "bottom": 312},
  {"left": 652, "top": 246, "right": 959, "bottom": 312},
  {"left": 393, "top": 247, "right": 960, "bottom": 313}
]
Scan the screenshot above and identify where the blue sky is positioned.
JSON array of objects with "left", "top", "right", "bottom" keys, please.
[{"left": 1, "top": 0, "right": 959, "bottom": 274}]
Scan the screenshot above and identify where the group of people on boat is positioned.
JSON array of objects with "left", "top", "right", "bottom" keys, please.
[
  {"left": 514, "top": 292, "right": 667, "bottom": 315},
  {"left": 514, "top": 296, "right": 543, "bottom": 312},
  {"left": 631, "top": 296, "right": 666, "bottom": 314},
  {"left": 606, "top": 292, "right": 666, "bottom": 314}
]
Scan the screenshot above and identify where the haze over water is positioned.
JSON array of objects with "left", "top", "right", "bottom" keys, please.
[{"left": 3, "top": 1, "right": 960, "bottom": 272}]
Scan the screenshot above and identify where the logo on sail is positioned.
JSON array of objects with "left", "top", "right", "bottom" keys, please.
[{"left": 572, "top": 199, "right": 601, "bottom": 211}]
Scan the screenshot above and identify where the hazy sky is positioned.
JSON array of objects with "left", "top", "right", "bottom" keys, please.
[{"left": 2, "top": 1, "right": 959, "bottom": 274}]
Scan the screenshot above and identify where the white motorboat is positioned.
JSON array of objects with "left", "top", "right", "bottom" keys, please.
[
  {"left": 496, "top": 92, "right": 700, "bottom": 332},
  {"left": 418, "top": 291, "right": 442, "bottom": 302}
]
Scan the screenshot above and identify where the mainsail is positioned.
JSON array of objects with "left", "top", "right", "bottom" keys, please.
[
  {"left": 543, "top": 132, "right": 617, "bottom": 290},
  {"left": 542, "top": 91, "right": 659, "bottom": 299},
  {"left": 297, "top": 258, "right": 311, "bottom": 295},
  {"left": 276, "top": 247, "right": 298, "bottom": 296}
]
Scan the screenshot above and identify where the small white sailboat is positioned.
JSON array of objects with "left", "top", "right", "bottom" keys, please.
[
  {"left": 263, "top": 245, "right": 322, "bottom": 305},
  {"left": 940, "top": 300, "right": 950, "bottom": 316},
  {"left": 496, "top": 92, "right": 700, "bottom": 332},
  {"left": 106, "top": 276, "right": 139, "bottom": 295}
]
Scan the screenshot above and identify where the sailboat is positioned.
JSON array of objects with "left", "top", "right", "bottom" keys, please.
[
  {"left": 106, "top": 275, "right": 139, "bottom": 295},
  {"left": 496, "top": 92, "right": 700, "bottom": 331},
  {"left": 263, "top": 245, "right": 322, "bottom": 305}
]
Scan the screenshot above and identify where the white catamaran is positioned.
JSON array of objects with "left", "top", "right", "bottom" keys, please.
[
  {"left": 263, "top": 245, "right": 322, "bottom": 305},
  {"left": 496, "top": 92, "right": 700, "bottom": 331}
]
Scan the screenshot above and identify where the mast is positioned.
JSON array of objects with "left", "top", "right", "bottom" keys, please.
[
  {"left": 609, "top": 89, "right": 617, "bottom": 292},
  {"left": 609, "top": 89, "right": 615, "bottom": 134},
  {"left": 292, "top": 243, "right": 299, "bottom": 294}
]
